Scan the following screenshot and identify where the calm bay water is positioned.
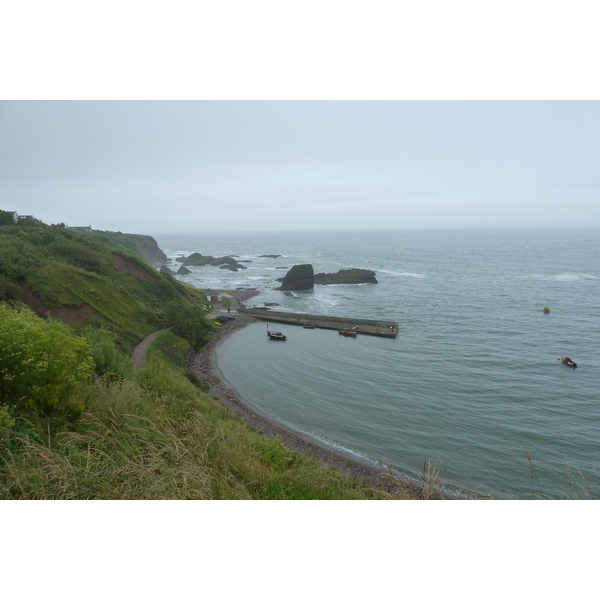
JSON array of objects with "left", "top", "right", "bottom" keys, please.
[{"left": 154, "top": 229, "right": 600, "bottom": 498}]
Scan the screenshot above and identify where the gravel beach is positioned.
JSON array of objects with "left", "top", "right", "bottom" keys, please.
[{"left": 187, "top": 289, "right": 432, "bottom": 499}]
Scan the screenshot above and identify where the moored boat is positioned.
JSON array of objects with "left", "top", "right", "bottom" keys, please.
[
  {"left": 303, "top": 323, "right": 315, "bottom": 329},
  {"left": 339, "top": 329, "right": 357, "bottom": 337},
  {"left": 267, "top": 330, "right": 287, "bottom": 341}
]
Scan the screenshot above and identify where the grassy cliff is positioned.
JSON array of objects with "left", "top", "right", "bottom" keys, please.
[
  {"left": 89, "top": 230, "right": 168, "bottom": 267},
  {"left": 0, "top": 222, "right": 206, "bottom": 345}
]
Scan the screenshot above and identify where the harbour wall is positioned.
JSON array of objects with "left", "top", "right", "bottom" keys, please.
[{"left": 239, "top": 308, "right": 398, "bottom": 338}]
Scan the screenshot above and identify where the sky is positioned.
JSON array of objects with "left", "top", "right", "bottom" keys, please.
[{"left": 1, "top": 100, "right": 599, "bottom": 234}]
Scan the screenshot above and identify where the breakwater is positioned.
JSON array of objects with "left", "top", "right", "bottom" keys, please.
[{"left": 239, "top": 308, "right": 398, "bottom": 338}]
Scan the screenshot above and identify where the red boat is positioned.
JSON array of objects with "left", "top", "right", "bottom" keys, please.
[
  {"left": 339, "top": 330, "right": 357, "bottom": 337},
  {"left": 558, "top": 356, "right": 577, "bottom": 368},
  {"left": 303, "top": 323, "right": 315, "bottom": 329}
]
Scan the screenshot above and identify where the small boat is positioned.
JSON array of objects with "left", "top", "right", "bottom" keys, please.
[
  {"left": 303, "top": 323, "right": 315, "bottom": 329},
  {"left": 339, "top": 330, "right": 357, "bottom": 337},
  {"left": 543, "top": 306, "right": 550, "bottom": 314},
  {"left": 558, "top": 356, "right": 577, "bottom": 368},
  {"left": 267, "top": 330, "right": 287, "bottom": 341}
]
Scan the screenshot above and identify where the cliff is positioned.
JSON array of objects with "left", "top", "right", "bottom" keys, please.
[
  {"left": 90, "top": 230, "right": 168, "bottom": 267},
  {"left": 0, "top": 223, "right": 209, "bottom": 345}
]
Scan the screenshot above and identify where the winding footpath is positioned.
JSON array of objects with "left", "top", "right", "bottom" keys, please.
[
  {"left": 132, "top": 292, "right": 245, "bottom": 372},
  {"left": 132, "top": 328, "right": 170, "bottom": 373}
]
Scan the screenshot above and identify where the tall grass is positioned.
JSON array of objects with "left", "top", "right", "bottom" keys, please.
[
  {"left": 522, "top": 446, "right": 595, "bottom": 500},
  {"left": 0, "top": 337, "right": 389, "bottom": 500}
]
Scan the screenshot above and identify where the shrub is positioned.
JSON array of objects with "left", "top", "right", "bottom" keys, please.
[
  {"left": 85, "top": 326, "right": 131, "bottom": 380},
  {"left": 0, "top": 274, "right": 21, "bottom": 302},
  {"left": 163, "top": 300, "right": 213, "bottom": 350},
  {"left": 0, "top": 304, "right": 94, "bottom": 415}
]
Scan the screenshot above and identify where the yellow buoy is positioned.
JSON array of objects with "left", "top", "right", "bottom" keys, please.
[{"left": 543, "top": 306, "right": 550, "bottom": 314}]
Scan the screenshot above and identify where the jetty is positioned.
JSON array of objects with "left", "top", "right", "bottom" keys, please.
[{"left": 239, "top": 308, "right": 398, "bottom": 338}]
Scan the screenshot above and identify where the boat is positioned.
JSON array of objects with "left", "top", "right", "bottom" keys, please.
[
  {"left": 339, "top": 330, "right": 357, "bottom": 337},
  {"left": 543, "top": 306, "right": 550, "bottom": 314},
  {"left": 303, "top": 323, "right": 315, "bottom": 329},
  {"left": 267, "top": 330, "right": 287, "bottom": 341},
  {"left": 558, "top": 356, "right": 577, "bottom": 368}
]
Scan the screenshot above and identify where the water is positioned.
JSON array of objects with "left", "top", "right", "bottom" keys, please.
[{"left": 154, "top": 229, "right": 600, "bottom": 498}]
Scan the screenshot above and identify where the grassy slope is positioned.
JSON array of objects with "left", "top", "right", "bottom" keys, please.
[
  {"left": 0, "top": 223, "right": 399, "bottom": 499},
  {"left": 0, "top": 223, "right": 207, "bottom": 344}
]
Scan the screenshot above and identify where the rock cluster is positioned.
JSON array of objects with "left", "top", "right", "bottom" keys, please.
[{"left": 176, "top": 252, "right": 247, "bottom": 271}]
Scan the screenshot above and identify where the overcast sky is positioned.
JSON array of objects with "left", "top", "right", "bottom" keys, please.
[{"left": 1, "top": 101, "right": 598, "bottom": 234}]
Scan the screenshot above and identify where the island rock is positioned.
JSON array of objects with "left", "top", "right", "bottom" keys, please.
[
  {"left": 277, "top": 264, "right": 314, "bottom": 291},
  {"left": 177, "top": 265, "right": 191, "bottom": 275},
  {"left": 314, "top": 268, "right": 378, "bottom": 285}
]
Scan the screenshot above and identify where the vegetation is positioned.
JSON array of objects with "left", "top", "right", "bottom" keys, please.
[
  {"left": 0, "top": 210, "right": 16, "bottom": 227},
  {"left": 0, "top": 220, "right": 394, "bottom": 499},
  {"left": 0, "top": 305, "right": 94, "bottom": 417},
  {"left": 0, "top": 319, "right": 389, "bottom": 499},
  {"left": 0, "top": 221, "right": 210, "bottom": 344}
]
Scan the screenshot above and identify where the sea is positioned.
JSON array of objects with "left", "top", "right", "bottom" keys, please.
[{"left": 153, "top": 229, "right": 600, "bottom": 498}]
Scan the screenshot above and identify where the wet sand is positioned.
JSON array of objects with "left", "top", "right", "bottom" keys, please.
[{"left": 187, "top": 289, "right": 436, "bottom": 499}]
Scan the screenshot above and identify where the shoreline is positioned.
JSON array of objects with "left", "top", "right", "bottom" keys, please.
[{"left": 188, "top": 289, "right": 448, "bottom": 499}]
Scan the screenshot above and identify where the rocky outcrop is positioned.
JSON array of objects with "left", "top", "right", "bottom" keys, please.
[
  {"left": 277, "top": 264, "right": 314, "bottom": 291},
  {"left": 260, "top": 254, "right": 282, "bottom": 259},
  {"left": 181, "top": 252, "right": 247, "bottom": 271},
  {"left": 277, "top": 265, "right": 377, "bottom": 290},
  {"left": 160, "top": 265, "right": 176, "bottom": 275},
  {"left": 314, "top": 268, "right": 378, "bottom": 285},
  {"left": 177, "top": 265, "right": 191, "bottom": 275}
]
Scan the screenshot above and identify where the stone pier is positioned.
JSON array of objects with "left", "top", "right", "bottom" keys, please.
[{"left": 239, "top": 309, "right": 398, "bottom": 338}]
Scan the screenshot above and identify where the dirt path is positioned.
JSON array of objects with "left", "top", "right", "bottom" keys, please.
[
  {"left": 132, "top": 290, "right": 257, "bottom": 373},
  {"left": 132, "top": 328, "right": 170, "bottom": 373}
]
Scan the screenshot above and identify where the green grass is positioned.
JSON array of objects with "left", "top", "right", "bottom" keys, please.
[
  {"left": 0, "top": 223, "right": 210, "bottom": 345},
  {"left": 0, "top": 332, "right": 392, "bottom": 500}
]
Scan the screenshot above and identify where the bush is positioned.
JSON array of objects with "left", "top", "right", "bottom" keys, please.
[
  {"left": 85, "top": 326, "right": 131, "bottom": 380},
  {"left": 163, "top": 300, "right": 213, "bottom": 349},
  {"left": 0, "top": 304, "right": 94, "bottom": 415},
  {"left": 0, "top": 275, "right": 21, "bottom": 302}
]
